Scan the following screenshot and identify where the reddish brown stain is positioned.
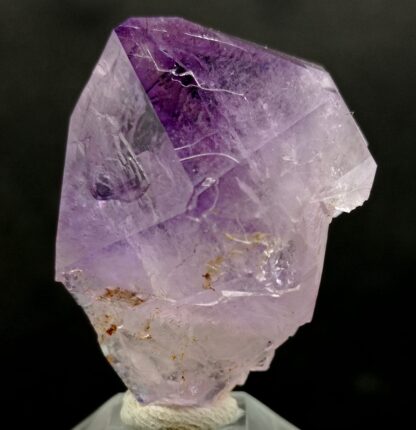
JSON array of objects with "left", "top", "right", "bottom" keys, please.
[
  {"left": 106, "top": 324, "right": 117, "bottom": 336},
  {"left": 202, "top": 272, "right": 215, "bottom": 290},
  {"left": 99, "top": 287, "right": 144, "bottom": 306}
]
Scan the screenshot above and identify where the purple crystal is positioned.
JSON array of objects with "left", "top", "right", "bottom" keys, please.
[{"left": 56, "top": 17, "right": 376, "bottom": 406}]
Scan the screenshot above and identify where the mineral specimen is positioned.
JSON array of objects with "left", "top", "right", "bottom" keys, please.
[{"left": 56, "top": 17, "right": 376, "bottom": 406}]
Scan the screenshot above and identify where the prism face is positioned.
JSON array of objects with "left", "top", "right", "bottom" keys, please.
[
  {"left": 56, "top": 32, "right": 193, "bottom": 275},
  {"left": 56, "top": 18, "right": 376, "bottom": 406}
]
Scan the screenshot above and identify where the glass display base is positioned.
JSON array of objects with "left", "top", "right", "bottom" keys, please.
[{"left": 73, "top": 391, "right": 298, "bottom": 430}]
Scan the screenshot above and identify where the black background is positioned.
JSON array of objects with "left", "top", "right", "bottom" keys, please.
[{"left": 1, "top": 1, "right": 415, "bottom": 429}]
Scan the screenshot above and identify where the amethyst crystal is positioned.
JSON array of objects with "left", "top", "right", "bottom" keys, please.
[{"left": 56, "top": 17, "right": 376, "bottom": 406}]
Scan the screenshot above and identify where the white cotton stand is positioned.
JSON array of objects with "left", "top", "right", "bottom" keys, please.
[
  {"left": 120, "top": 390, "right": 244, "bottom": 430},
  {"left": 73, "top": 391, "right": 299, "bottom": 430}
]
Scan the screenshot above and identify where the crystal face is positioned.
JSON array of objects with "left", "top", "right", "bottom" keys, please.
[{"left": 56, "top": 17, "right": 376, "bottom": 406}]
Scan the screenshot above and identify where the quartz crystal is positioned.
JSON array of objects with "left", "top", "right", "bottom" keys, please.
[{"left": 56, "top": 17, "right": 376, "bottom": 406}]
